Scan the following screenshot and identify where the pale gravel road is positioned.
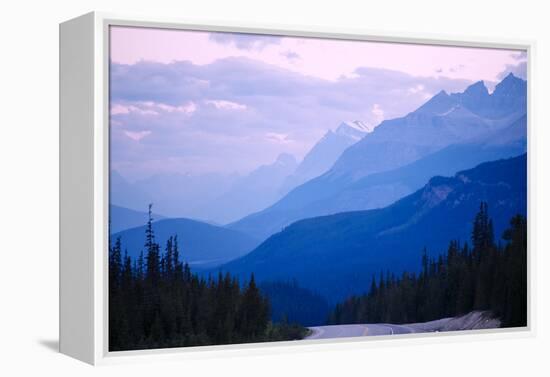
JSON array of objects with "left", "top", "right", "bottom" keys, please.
[
  {"left": 306, "top": 323, "right": 417, "bottom": 340},
  {"left": 306, "top": 311, "right": 500, "bottom": 340}
]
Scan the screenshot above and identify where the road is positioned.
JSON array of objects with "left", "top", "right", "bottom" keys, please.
[
  {"left": 306, "top": 311, "right": 500, "bottom": 340},
  {"left": 306, "top": 323, "right": 417, "bottom": 340}
]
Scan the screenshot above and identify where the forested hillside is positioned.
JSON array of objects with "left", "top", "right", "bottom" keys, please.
[
  {"left": 109, "top": 205, "right": 306, "bottom": 351},
  {"left": 220, "top": 154, "right": 527, "bottom": 302},
  {"left": 259, "top": 281, "right": 330, "bottom": 326},
  {"left": 328, "top": 203, "right": 527, "bottom": 328}
]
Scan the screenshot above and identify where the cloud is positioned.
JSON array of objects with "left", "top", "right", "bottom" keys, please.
[
  {"left": 495, "top": 50, "right": 527, "bottom": 81},
  {"left": 110, "top": 101, "right": 197, "bottom": 116},
  {"left": 204, "top": 100, "right": 247, "bottom": 111},
  {"left": 266, "top": 132, "right": 292, "bottom": 144},
  {"left": 208, "top": 32, "right": 282, "bottom": 50},
  {"left": 449, "top": 64, "right": 465, "bottom": 73},
  {"left": 154, "top": 101, "right": 197, "bottom": 114},
  {"left": 111, "top": 104, "right": 131, "bottom": 115},
  {"left": 408, "top": 84, "right": 425, "bottom": 94},
  {"left": 110, "top": 58, "right": 473, "bottom": 178},
  {"left": 371, "top": 104, "right": 385, "bottom": 124},
  {"left": 124, "top": 130, "right": 151, "bottom": 141},
  {"left": 111, "top": 26, "right": 520, "bottom": 84},
  {"left": 280, "top": 50, "right": 300, "bottom": 61},
  {"left": 497, "top": 61, "right": 527, "bottom": 80},
  {"left": 512, "top": 51, "right": 527, "bottom": 60},
  {"left": 433, "top": 64, "right": 466, "bottom": 75}
]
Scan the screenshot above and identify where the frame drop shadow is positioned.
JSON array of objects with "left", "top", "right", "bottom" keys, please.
[{"left": 38, "top": 339, "right": 59, "bottom": 353}]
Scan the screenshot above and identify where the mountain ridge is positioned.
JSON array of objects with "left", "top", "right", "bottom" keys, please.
[
  {"left": 110, "top": 204, "right": 166, "bottom": 234},
  {"left": 220, "top": 154, "right": 527, "bottom": 302},
  {"left": 229, "top": 75, "right": 527, "bottom": 240},
  {"left": 278, "top": 120, "right": 373, "bottom": 196},
  {"left": 112, "top": 217, "right": 260, "bottom": 269}
]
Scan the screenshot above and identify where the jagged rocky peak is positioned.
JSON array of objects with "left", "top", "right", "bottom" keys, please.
[
  {"left": 489, "top": 73, "right": 527, "bottom": 116},
  {"left": 416, "top": 89, "right": 457, "bottom": 115},
  {"left": 501, "top": 72, "right": 521, "bottom": 83},
  {"left": 336, "top": 120, "right": 374, "bottom": 133},
  {"left": 453, "top": 80, "right": 491, "bottom": 113},
  {"left": 335, "top": 120, "right": 374, "bottom": 141},
  {"left": 493, "top": 73, "right": 526, "bottom": 97},
  {"left": 463, "top": 80, "right": 489, "bottom": 98}
]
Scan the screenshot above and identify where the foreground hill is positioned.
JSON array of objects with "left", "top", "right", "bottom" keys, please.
[
  {"left": 220, "top": 154, "right": 527, "bottom": 302},
  {"left": 112, "top": 218, "right": 260, "bottom": 268}
]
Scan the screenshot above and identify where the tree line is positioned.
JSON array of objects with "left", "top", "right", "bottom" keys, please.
[
  {"left": 328, "top": 203, "right": 527, "bottom": 328},
  {"left": 109, "top": 205, "right": 307, "bottom": 351},
  {"left": 259, "top": 280, "right": 330, "bottom": 326}
]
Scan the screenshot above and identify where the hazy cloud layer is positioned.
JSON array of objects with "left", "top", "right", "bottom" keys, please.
[
  {"left": 208, "top": 32, "right": 282, "bottom": 50},
  {"left": 110, "top": 58, "right": 472, "bottom": 180},
  {"left": 497, "top": 61, "right": 527, "bottom": 80},
  {"left": 111, "top": 27, "right": 521, "bottom": 83}
]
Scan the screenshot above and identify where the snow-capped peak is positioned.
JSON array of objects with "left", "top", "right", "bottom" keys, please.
[
  {"left": 340, "top": 120, "right": 374, "bottom": 133},
  {"left": 335, "top": 120, "right": 374, "bottom": 141}
]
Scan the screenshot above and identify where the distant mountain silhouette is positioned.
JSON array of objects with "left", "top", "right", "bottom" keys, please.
[
  {"left": 229, "top": 75, "right": 527, "bottom": 241},
  {"left": 109, "top": 204, "right": 165, "bottom": 234},
  {"left": 130, "top": 172, "right": 239, "bottom": 222},
  {"left": 110, "top": 171, "right": 153, "bottom": 212},
  {"left": 279, "top": 121, "right": 373, "bottom": 196},
  {"left": 220, "top": 154, "right": 527, "bottom": 302},
  {"left": 114, "top": 153, "right": 297, "bottom": 225},
  {"left": 112, "top": 217, "right": 260, "bottom": 269},
  {"left": 201, "top": 153, "right": 298, "bottom": 224}
]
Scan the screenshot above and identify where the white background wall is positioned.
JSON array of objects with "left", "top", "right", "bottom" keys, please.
[{"left": 1, "top": 0, "right": 548, "bottom": 375}]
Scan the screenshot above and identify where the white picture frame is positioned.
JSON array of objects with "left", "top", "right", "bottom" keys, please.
[{"left": 59, "top": 11, "right": 535, "bottom": 365}]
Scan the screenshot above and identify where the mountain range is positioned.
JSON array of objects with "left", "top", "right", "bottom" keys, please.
[
  {"left": 279, "top": 121, "right": 374, "bottom": 195},
  {"left": 110, "top": 171, "right": 154, "bottom": 213},
  {"left": 117, "top": 171, "right": 239, "bottom": 223},
  {"left": 228, "top": 74, "right": 527, "bottom": 241},
  {"left": 110, "top": 120, "right": 372, "bottom": 224},
  {"left": 200, "top": 153, "right": 298, "bottom": 224},
  {"left": 219, "top": 154, "right": 527, "bottom": 302},
  {"left": 110, "top": 73, "right": 528, "bottom": 309}
]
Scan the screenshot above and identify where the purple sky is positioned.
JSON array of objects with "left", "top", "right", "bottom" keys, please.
[{"left": 109, "top": 26, "right": 527, "bottom": 180}]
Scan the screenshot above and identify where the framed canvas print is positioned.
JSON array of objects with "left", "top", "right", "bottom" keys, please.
[{"left": 60, "top": 12, "right": 532, "bottom": 365}]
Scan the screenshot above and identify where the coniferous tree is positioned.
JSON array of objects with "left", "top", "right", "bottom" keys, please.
[
  {"left": 109, "top": 237, "right": 122, "bottom": 292},
  {"left": 500, "top": 215, "right": 527, "bottom": 327},
  {"left": 108, "top": 206, "right": 306, "bottom": 351},
  {"left": 328, "top": 205, "right": 527, "bottom": 329}
]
